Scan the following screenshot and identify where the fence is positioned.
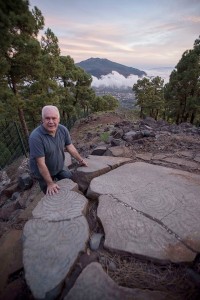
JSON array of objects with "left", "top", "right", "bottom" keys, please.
[
  {"left": 0, "top": 121, "right": 29, "bottom": 170},
  {"left": 0, "top": 112, "right": 88, "bottom": 170}
]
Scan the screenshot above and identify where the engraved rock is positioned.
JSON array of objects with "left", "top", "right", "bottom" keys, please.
[{"left": 87, "top": 162, "right": 200, "bottom": 262}]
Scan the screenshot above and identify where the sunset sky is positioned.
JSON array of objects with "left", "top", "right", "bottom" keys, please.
[{"left": 29, "top": 0, "right": 200, "bottom": 69}]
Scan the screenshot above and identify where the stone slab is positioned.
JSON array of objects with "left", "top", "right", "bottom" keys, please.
[
  {"left": 64, "top": 262, "right": 176, "bottom": 300},
  {"left": 73, "top": 155, "right": 131, "bottom": 192},
  {"left": 97, "top": 195, "right": 195, "bottom": 262},
  {"left": 87, "top": 162, "right": 200, "bottom": 262},
  {"left": 57, "top": 178, "right": 79, "bottom": 191},
  {"left": 163, "top": 157, "right": 199, "bottom": 169},
  {"left": 65, "top": 152, "right": 72, "bottom": 167},
  {"left": 104, "top": 145, "right": 134, "bottom": 158},
  {"left": 23, "top": 217, "right": 89, "bottom": 299},
  {"left": 136, "top": 153, "right": 153, "bottom": 161},
  {"left": 32, "top": 189, "right": 88, "bottom": 221},
  {"left": 177, "top": 151, "right": 194, "bottom": 158}
]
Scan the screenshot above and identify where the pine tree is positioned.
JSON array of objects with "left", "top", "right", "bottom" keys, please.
[{"left": 0, "top": 0, "right": 44, "bottom": 136}]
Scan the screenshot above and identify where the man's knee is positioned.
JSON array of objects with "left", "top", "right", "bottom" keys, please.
[{"left": 56, "top": 169, "right": 72, "bottom": 180}]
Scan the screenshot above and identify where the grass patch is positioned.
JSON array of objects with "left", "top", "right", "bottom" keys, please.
[{"left": 100, "top": 132, "right": 110, "bottom": 143}]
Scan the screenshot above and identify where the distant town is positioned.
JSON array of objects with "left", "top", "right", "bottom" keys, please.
[{"left": 93, "top": 86, "right": 136, "bottom": 109}]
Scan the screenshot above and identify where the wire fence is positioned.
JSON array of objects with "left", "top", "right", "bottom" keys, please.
[
  {"left": 0, "top": 112, "right": 88, "bottom": 170},
  {"left": 0, "top": 121, "right": 29, "bottom": 170}
]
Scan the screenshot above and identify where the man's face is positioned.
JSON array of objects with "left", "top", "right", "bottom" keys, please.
[{"left": 42, "top": 108, "right": 60, "bottom": 135}]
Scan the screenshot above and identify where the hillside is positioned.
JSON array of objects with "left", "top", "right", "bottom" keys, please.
[{"left": 76, "top": 57, "right": 147, "bottom": 78}]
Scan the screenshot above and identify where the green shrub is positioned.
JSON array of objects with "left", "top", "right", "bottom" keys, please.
[{"left": 100, "top": 132, "right": 110, "bottom": 143}]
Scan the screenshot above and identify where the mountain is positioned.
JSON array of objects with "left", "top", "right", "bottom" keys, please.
[{"left": 76, "top": 57, "right": 147, "bottom": 78}]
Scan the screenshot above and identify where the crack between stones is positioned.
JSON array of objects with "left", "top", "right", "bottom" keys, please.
[
  {"left": 110, "top": 194, "right": 197, "bottom": 254},
  {"left": 31, "top": 214, "right": 83, "bottom": 222}
]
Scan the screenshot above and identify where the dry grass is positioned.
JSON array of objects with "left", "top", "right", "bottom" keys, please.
[{"left": 98, "top": 250, "right": 199, "bottom": 299}]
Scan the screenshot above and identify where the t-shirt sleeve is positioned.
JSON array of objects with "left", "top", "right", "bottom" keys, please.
[
  {"left": 29, "top": 134, "right": 45, "bottom": 158},
  {"left": 64, "top": 127, "right": 72, "bottom": 146}
]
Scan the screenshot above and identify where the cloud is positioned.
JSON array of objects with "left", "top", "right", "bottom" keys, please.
[
  {"left": 91, "top": 68, "right": 173, "bottom": 89},
  {"left": 30, "top": 0, "right": 200, "bottom": 68},
  {"left": 92, "top": 71, "right": 139, "bottom": 89}
]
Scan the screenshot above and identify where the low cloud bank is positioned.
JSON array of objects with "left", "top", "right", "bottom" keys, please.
[
  {"left": 91, "top": 67, "right": 174, "bottom": 89},
  {"left": 92, "top": 71, "right": 138, "bottom": 89}
]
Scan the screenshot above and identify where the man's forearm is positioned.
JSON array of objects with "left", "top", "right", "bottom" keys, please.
[
  {"left": 66, "top": 144, "right": 88, "bottom": 166},
  {"left": 36, "top": 157, "right": 53, "bottom": 184},
  {"left": 38, "top": 165, "right": 53, "bottom": 184},
  {"left": 66, "top": 144, "right": 83, "bottom": 162}
]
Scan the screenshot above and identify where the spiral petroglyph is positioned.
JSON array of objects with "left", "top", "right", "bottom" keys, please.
[
  {"left": 32, "top": 190, "right": 88, "bottom": 221},
  {"left": 23, "top": 217, "right": 89, "bottom": 299},
  {"left": 89, "top": 162, "right": 200, "bottom": 262}
]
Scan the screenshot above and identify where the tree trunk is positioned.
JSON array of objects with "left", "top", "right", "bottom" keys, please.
[
  {"left": 155, "top": 109, "right": 158, "bottom": 120},
  {"left": 11, "top": 79, "right": 29, "bottom": 138},
  {"left": 176, "top": 112, "right": 180, "bottom": 124},
  {"left": 140, "top": 107, "right": 143, "bottom": 118},
  {"left": 190, "top": 111, "right": 196, "bottom": 124},
  {"left": 183, "top": 112, "right": 189, "bottom": 122},
  {"left": 18, "top": 107, "right": 29, "bottom": 138},
  {"left": 181, "top": 96, "right": 187, "bottom": 122}
]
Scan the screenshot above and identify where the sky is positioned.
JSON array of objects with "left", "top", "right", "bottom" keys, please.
[{"left": 29, "top": 0, "right": 200, "bottom": 69}]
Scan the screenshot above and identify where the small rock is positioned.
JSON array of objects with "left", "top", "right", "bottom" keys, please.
[
  {"left": 11, "top": 192, "right": 20, "bottom": 201},
  {"left": 91, "top": 146, "right": 107, "bottom": 156},
  {"left": 108, "top": 260, "right": 117, "bottom": 271},
  {"left": 18, "top": 173, "right": 33, "bottom": 190},
  {"left": 89, "top": 233, "right": 103, "bottom": 250}
]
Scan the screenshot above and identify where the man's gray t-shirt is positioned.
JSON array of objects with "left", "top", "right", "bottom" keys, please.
[{"left": 29, "top": 124, "right": 71, "bottom": 178}]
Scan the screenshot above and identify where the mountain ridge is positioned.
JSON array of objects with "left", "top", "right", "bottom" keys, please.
[{"left": 76, "top": 57, "right": 147, "bottom": 78}]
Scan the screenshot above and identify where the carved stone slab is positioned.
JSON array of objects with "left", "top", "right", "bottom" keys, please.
[
  {"left": 57, "top": 178, "right": 79, "bottom": 191},
  {"left": 23, "top": 217, "right": 89, "bottom": 299},
  {"left": 73, "top": 155, "right": 131, "bottom": 192},
  {"left": 88, "top": 162, "right": 200, "bottom": 262},
  {"left": 64, "top": 262, "right": 176, "bottom": 300},
  {"left": 23, "top": 179, "right": 89, "bottom": 298},
  {"left": 97, "top": 195, "right": 195, "bottom": 262},
  {"left": 32, "top": 190, "right": 88, "bottom": 221}
]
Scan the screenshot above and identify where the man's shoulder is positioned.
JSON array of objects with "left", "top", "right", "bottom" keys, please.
[
  {"left": 58, "top": 124, "right": 69, "bottom": 133},
  {"left": 29, "top": 126, "right": 43, "bottom": 139}
]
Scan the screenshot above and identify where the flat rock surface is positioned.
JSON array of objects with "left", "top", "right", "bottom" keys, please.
[
  {"left": 23, "top": 179, "right": 89, "bottom": 299},
  {"left": 64, "top": 262, "right": 176, "bottom": 300},
  {"left": 32, "top": 190, "right": 88, "bottom": 221},
  {"left": 23, "top": 217, "right": 89, "bottom": 299},
  {"left": 87, "top": 162, "right": 200, "bottom": 262},
  {"left": 73, "top": 155, "right": 131, "bottom": 191}
]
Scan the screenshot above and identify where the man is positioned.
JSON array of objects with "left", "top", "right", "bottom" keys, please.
[{"left": 29, "top": 105, "right": 88, "bottom": 195}]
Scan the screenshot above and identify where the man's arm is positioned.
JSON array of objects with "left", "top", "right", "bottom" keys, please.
[
  {"left": 66, "top": 144, "right": 88, "bottom": 166},
  {"left": 36, "top": 157, "right": 60, "bottom": 195}
]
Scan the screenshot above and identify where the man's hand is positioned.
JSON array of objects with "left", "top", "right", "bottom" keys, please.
[
  {"left": 46, "top": 182, "right": 60, "bottom": 195},
  {"left": 66, "top": 144, "right": 88, "bottom": 167},
  {"left": 79, "top": 158, "right": 88, "bottom": 167}
]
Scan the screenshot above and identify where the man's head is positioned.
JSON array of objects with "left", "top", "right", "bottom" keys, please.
[{"left": 42, "top": 105, "right": 60, "bottom": 135}]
